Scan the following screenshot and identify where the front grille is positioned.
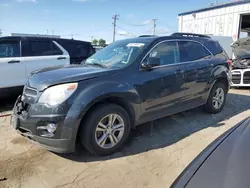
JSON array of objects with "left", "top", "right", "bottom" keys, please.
[
  {"left": 22, "top": 86, "right": 38, "bottom": 105},
  {"left": 243, "top": 71, "right": 250, "bottom": 84},
  {"left": 232, "top": 71, "right": 241, "bottom": 84},
  {"left": 24, "top": 87, "right": 38, "bottom": 96}
]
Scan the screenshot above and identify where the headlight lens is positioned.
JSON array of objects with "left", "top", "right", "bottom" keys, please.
[{"left": 38, "top": 83, "right": 78, "bottom": 106}]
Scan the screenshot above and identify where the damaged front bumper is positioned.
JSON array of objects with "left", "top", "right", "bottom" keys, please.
[{"left": 11, "top": 95, "right": 76, "bottom": 153}]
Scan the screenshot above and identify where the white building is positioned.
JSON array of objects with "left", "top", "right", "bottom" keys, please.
[{"left": 178, "top": 0, "right": 250, "bottom": 41}]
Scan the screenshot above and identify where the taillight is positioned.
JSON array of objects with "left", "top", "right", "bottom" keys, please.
[{"left": 227, "top": 59, "right": 233, "bottom": 69}]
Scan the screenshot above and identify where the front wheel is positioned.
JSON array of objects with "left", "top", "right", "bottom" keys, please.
[
  {"left": 80, "top": 104, "right": 131, "bottom": 156},
  {"left": 204, "top": 82, "right": 227, "bottom": 114}
]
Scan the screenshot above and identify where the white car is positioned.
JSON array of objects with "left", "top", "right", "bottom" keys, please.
[
  {"left": 0, "top": 36, "right": 94, "bottom": 96},
  {"left": 231, "top": 37, "right": 250, "bottom": 87}
]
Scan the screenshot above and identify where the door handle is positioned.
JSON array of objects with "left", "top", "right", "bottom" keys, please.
[
  {"left": 210, "top": 63, "right": 214, "bottom": 67},
  {"left": 8, "top": 60, "right": 20, "bottom": 64},
  {"left": 57, "top": 57, "right": 66, "bottom": 60},
  {"left": 175, "top": 69, "right": 185, "bottom": 75}
]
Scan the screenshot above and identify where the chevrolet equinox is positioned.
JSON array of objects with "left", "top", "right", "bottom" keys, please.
[{"left": 12, "top": 33, "right": 231, "bottom": 156}]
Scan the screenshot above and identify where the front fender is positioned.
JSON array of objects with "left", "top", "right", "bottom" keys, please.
[{"left": 63, "top": 80, "right": 141, "bottom": 145}]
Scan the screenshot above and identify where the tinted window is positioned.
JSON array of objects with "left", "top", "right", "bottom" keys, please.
[
  {"left": 22, "top": 40, "right": 63, "bottom": 57},
  {"left": 205, "top": 40, "right": 223, "bottom": 55},
  {"left": 0, "top": 41, "right": 20, "bottom": 58},
  {"left": 178, "top": 41, "right": 210, "bottom": 62},
  {"left": 145, "top": 41, "right": 179, "bottom": 65},
  {"left": 58, "top": 41, "right": 91, "bottom": 58}
]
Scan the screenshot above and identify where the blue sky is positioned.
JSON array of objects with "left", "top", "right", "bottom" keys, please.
[{"left": 0, "top": 0, "right": 224, "bottom": 43}]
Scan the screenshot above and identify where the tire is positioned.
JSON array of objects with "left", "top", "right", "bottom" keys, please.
[
  {"left": 80, "top": 104, "right": 131, "bottom": 156},
  {"left": 203, "top": 82, "right": 227, "bottom": 114}
]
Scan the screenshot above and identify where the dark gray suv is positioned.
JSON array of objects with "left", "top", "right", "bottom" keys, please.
[{"left": 12, "top": 33, "right": 231, "bottom": 156}]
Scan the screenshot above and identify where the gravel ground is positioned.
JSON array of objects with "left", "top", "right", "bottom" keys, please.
[{"left": 0, "top": 89, "right": 250, "bottom": 188}]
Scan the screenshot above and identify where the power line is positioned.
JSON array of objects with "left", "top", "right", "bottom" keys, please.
[
  {"left": 119, "top": 19, "right": 152, "bottom": 27},
  {"left": 116, "top": 25, "right": 155, "bottom": 37},
  {"left": 116, "top": 25, "right": 135, "bottom": 37},
  {"left": 145, "top": 27, "right": 154, "bottom": 33},
  {"left": 112, "top": 14, "right": 119, "bottom": 42}
]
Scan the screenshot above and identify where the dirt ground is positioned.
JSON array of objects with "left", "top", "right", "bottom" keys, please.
[{"left": 0, "top": 89, "right": 250, "bottom": 188}]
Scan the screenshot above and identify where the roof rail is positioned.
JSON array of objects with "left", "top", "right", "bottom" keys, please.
[
  {"left": 138, "top": 35, "right": 156, "bottom": 37},
  {"left": 171, "top": 32, "right": 211, "bottom": 39}
]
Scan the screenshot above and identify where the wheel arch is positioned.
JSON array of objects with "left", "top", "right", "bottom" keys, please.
[
  {"left": 205, "top": 75, "right": 229, "bottom": 103},
  {"left": 75, "top": 95, "right": 137, "bottom": 144}
]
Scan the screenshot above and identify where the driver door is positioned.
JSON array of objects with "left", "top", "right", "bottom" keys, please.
[{"left": 137, "top": 41, "right": 187, "bottom": 122}]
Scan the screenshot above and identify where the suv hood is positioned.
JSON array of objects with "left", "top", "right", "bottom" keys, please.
[
  {"left": 231, "top": 37, "right": 250, "bottom": 59},
  {"left": 27, "top": 65, "right": 117, "bottom": 91}
]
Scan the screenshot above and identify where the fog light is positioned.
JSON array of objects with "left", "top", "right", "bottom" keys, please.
[{"left": 46, "top": 123, "right": 57, "bottom": 133}]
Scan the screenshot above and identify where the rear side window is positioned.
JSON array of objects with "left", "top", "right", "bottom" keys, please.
[
  {"left": 0, "top": 40, "right": 20, "bottom": 58},
  {"left": 178, "top": 41, "right": 211, "bottom": 62},
  {"left": 22, "top": 40, "right": 63, "bottom": 57},
  {"left": 205, "top": 40, "right": 223, "bottom": 55},
  {"left": 60, "top": 41, "right": 91, "bottom": 58}
]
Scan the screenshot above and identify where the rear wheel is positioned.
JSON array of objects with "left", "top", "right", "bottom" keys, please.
[
  {"left": 80, "top": 104, "right": 131, "bottom": 156},
  {"left": 204, "top": 82, "right": 227, "bottom": 114}
]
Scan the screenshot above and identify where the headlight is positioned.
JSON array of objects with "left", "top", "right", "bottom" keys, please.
[{"left": 38, "top": 83, "right": 78, "bottom": 106}]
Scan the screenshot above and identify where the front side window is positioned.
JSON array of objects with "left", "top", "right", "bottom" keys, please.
[
  {"left": 0, "top": 41, "right": 20, "bottom": 58},
  {"left": 178, "top": 41, "right": 210, "bottom": 62},
  {"left": 144, "top": 41, "right": 180, "bottom": 66},
  {"left": 83, "top": 39, "right": 150, "bottom": 68},
  {"left": 22, "top": 40, "right": 63, "bottom": 57}
]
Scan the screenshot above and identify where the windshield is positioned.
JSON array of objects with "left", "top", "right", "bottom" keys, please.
[{"left": 83, "top": 39, "right": 149, "bottom": 68}]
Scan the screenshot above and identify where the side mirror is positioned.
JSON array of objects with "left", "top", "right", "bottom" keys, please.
[{"left": 141, "top": 57, "right": 161, "bottom": 70}]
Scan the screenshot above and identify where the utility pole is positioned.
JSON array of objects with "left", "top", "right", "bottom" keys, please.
[
  {"left": 112, "top": 14, "right": 119, "bottom": 42},
  {"left": 0, "top": 29, "right": 2, "bottom": 36},
  {"left": 153, "top": 19, "right": 157, "bottom": 35}
]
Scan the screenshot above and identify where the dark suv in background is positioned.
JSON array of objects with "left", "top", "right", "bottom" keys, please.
[{"left": 12, "top": 33, "right": 231, "bottom": 156}]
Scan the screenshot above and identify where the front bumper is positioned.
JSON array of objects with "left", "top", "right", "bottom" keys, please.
[
  {"left": 11, "top": 96, "right": 76, "bottom": 153},
  {"left": 231, "top": 69, "right": 250, "bottom": 87}
]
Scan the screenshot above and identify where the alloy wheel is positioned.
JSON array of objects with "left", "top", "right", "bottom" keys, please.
[
  {"left": 213, "top": 88, "right": 224, "bottom": 109},
  {"left": 95, "top": 114, "right": 125, "bottom": 149}
]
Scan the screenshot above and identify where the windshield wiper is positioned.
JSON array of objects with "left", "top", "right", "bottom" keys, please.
[{"left": 85, "top": 63, "right": 107, "bottom": 68}]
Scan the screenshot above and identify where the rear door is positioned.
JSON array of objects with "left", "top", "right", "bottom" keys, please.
[
  {"left": 0, "top": 39, "right": 26, "bottom": 88},
  {"left": 21, "top": 39, "right": 69, "bottom": 77},
  {"left": 178, "top": 40, "right": 213, "bottom": 105}
]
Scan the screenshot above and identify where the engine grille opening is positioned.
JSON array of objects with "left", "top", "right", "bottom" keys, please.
[
  {"left": 232, "top": 71, "right": 241, "bottom": 84},
  {"left": 22, "top": 86, "right": 38, "bottom": 105},
  {"left": 243, "top": 71, "right": 250, "bottom": 84}
]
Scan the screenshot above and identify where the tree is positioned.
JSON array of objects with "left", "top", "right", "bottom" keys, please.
[
  {"left": 92, "top": 39, "right": 98, "bottom": 45},
  {"left": 98, "top": 38, "right": 106, "bottom": 47}
]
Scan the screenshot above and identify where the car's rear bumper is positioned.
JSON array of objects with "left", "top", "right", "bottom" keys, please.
[{"left": 11, "top": 96, "right": 76, "bottom": 153}]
